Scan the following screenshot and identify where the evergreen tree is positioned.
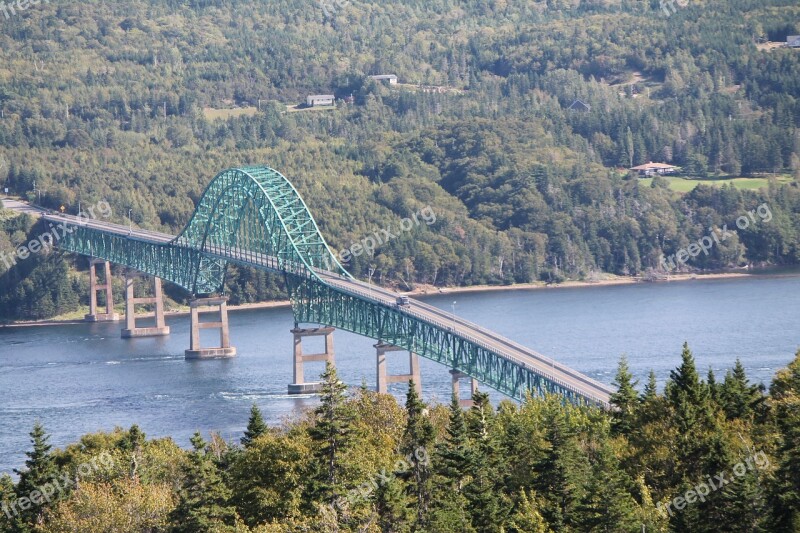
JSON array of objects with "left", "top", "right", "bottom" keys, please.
[
  {"left": 434, "top": 394, "right": 472, "bottom": 488},
  {"left": 642, "top": 370, "right": 658, "bottom": 401},
  {"left": 400, "top": 380, "right": 435, "bottom": 530},
  {"left": 719, "top": 359, "right": 764, "bottom": 420},
  {"left": 465, "top": 392, "right": 509, "bottom": 532},
  {"left": 610, "top": 355, "right": 639, "bottom": 436},
  {"left": 508, "top": 490, "right": 551, "bottom": 533},
  {"left": 241, "top": 404, "right": 268, "bottom": 448},
  {"left": 707, "top": 367, "right": 719, "bottom": 406},
  {"left": 170, "top": 433, "right": 238, "bottom": 533},
  {"left": 0, "top": 474, "right": 16, "bottom": 533},
  {"left": 534, "top": 400, "right": 591, "bottom": 532},
  {"left": 307, "top": 362, "right": 354, "bottom": 507},
  {"left": 13, "top": 422, "right": 58, "bottom": 528},
  {"left": 577, "top": 439, "right": 639, "bottom": 532},
  {"left": 430, "top": 394, "right": 474, "bottom": 531},
  {"left": 374, "top": 474, "right": 412, "bottom": 533},
  {"left": 769, "top": 349, "right": 800, "bottom": 530}
]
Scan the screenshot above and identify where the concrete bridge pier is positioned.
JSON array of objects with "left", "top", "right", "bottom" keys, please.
[
  {"left": 85, "top": 259, "right": 120, "bottom": 322},
  {"left": 185, "top": 297, "right": 236, "bottom": 359},
  {"left": 450, "top": 369, "right": 479, "bottom": 408},
  {"left": 376, "top": 343, "right": 421, "bottom": 395},
  {"left": 288, "top": 327, "right": 335, "bottom": 394},
  {"left": 121, "top": 273, "right": 170, "bottom": 338}
]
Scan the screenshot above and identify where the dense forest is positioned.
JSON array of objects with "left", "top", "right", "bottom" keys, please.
[
  {"left": 0, "top": 0, "right": 799, "bottom": 319},
  {"left": 0, "top": 345, "right": 799, "bottom": 532}
]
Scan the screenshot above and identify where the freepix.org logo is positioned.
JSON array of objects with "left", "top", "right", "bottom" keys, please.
[
  {"left": 322, "top": 206, "right": 436, "bottom": 270},
  {"left": 0, "top": 0, "right": 49, "bottom": 21},
  {"left": 0, "top": 200, "right": 112, "bottom": 270}
]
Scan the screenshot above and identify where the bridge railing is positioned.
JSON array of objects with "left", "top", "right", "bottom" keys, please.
[{"left": 325, "top": 279, "right": 610, "bottom": 406}]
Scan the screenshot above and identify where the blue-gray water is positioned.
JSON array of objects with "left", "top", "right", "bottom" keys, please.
[{"left": 1, "top": 275, "right": 799, "bottom": 475}]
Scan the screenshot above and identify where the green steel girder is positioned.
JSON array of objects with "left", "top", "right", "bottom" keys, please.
[
  {"left": 288, "top": 278, "right": 592, "bottom": 406},
  {"left": 49, "top": 165, "right": 605, "bottom": 407}
]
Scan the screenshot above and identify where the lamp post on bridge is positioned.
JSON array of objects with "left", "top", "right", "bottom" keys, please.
[
  {"left": 367, "top": 267, "right": 375, "bottom": 300},
  {"left": 128, "top": 209, "right": 132, "bottom": 235},
  {"left": 451, "top": 301, "right": 457, "bottom": 331}
]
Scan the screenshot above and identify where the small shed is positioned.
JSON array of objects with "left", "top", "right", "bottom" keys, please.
[{"left": 787, "top": 36, "right": 800, "bottom": 48}]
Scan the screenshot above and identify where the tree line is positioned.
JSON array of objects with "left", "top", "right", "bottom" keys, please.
[{"left": 1, "top": 345, "right": 799, "bottom": 531}]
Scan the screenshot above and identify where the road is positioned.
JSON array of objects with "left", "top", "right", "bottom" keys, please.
[{"left": 33, "top": 208, "right": 613, "bottom": 407}]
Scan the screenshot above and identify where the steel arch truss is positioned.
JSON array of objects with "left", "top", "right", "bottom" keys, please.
[
  {"left": 50, "top": 165, "right": 606, "bottom": 407},
  {"left": 176, "top": 166, "right": 349, "bottom": 286}
]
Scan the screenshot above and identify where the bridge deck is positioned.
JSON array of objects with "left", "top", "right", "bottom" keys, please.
[{"left": 37, "top": 210, "right": 613, "bottom": 408}]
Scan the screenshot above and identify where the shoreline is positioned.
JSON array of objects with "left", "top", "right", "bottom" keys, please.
[{"left": 2, "top": 270, "right": 797, "bottom": 329}]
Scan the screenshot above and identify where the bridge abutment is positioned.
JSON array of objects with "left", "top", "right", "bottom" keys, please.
[
  {"left": 376, "top": 343, "right": 421, "bottom": 395},
  {"left": 85, "top": 259, "right": 120, "bottom": 322},
  {"left": 121, "top": 274, "right": 170, "bottom": 338},
  {"left": 185, "top": 297, "right": 236, "bottom": 359},
  {"left": 288, "top": 327, "right": 335, "bottom": 394},
  {"left": 450, "top": 369, "right": 479, "bottom": 408}
]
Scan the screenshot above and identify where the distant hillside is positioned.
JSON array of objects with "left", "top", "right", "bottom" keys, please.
[{"left": 1, "top": 0, "right": 799, "bottom": 319}]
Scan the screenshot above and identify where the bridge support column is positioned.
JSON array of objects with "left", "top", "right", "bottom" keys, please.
[
  {"left": 450, "top": 370, "right": 479, "bottom": 408},
  {"left": 288, "top": 327, "right": 335, "bottom": 394},
  {"left": 121, "top": 274, "right": 170, "bottom": 338},
  {"left": 85, "top": 259, "right": 119, "bottom": 322},
  {"left": 185, "top": 297, "right": 236, "bottom": 359},
  {"left": 376, "top": 343, "right": 421, "bottom": 395}
]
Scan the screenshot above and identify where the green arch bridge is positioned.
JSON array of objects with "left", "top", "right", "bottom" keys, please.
[{"left": 40, "top": 166, "right": 613, "bottom": 408}]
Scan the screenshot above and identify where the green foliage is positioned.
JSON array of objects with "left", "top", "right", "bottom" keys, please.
[
  {"left": 241, "top": 404, "right": 268, "bottom": 448},
  {"left": 169, "top": 433, "right": 238, "bottom": 533},
  {"left": 610, "top": 355, "right": 639, "bottom": 436},
  {"left": 4, "top": 346, "right": 800, "bottom": 531},
  {"left": 399, "top": 382, "right": 435, "bottom": 529},
  {"left": 306, "top": 362, "right": 355, "bottom": 508},
  {"left": 13, "top": 422, "right": 58, "bottom": 529},
  {"left": 1, "top": 0, "right": 800, "bottom": 320}
]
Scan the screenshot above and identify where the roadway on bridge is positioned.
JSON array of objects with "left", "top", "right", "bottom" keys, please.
[{"left": 27, "top": 206, "right": 613, "bottom": 407}]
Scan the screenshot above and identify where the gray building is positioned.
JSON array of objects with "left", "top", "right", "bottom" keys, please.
[
  {"left": 369, "top": 74, "right": 398, "bottom": 85},
  {"left": 306, "top": 94, "right": 335, "bottom": 107},
  {"left": 787, "top": 35, "right": 800, "bottom": 48}
]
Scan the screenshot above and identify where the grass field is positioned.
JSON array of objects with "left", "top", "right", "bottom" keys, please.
[
  {"left": 640, "top": 175, "right": 794, "bottom": 192},
  {"left": 202, "top": 107, "right": 259, "bottom": 120}
]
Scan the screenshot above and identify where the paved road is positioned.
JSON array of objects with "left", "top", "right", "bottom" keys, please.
[
  {"left": 39, "top": 209, "right": 614, "bottom": 407},
  {"left": 2, "top": 198, "right": 46, "bottom": 218}
]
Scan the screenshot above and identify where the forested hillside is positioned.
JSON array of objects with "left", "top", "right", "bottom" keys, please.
[
  {"left": 1, "top": 0, "right": 800, "bottom": 318},
  {"left": 2, "top": 346, "right": 800, "bottom": 532}
]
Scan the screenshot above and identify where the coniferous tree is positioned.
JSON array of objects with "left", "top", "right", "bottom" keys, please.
[
  {"left": 430, "top": 394, "right": 474, "bottom": 531},
  {"left": 170, "top": 433, "right": 238, "bottom": 533},
  {"left": 642, "top": 370, "right": 657, "bottom": 398},
  {"left": 577, "top": 439, "right": 639, "bottom": 532},
  {"left": 769, "top": 349, "right": 800, "bottom": 530},
  {"left": 534, "top": 401, "right": 591, "bottom": 531},
  {"left": 374, "top": 473, "right": 412, "bottom": 533},
  {"left": 465, "top": 392, "right": 509, "bottom": 532},
  {"left": 508, "top": 490, "right": 551, "bottom": 533},
  {"left": 720, "top": 359, "right": 764, "bottom": 421},
  {"left": 307, "top": 362, "right": 354, "bottom": 507},
  {"left": 241, "top": 404, "right": 268, "bottom": 448},
  {"left": 13, "top": 422, "right": 58, "bottom": 528},
  {"left": 610, "top": 355, "right": 639, "bottom": 436},
  {"left": 400, "top": 381, "right": 435, "bottom": 530}
]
